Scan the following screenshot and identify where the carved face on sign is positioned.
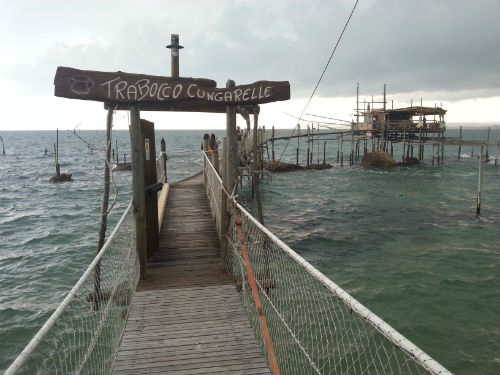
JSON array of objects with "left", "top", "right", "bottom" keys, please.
[{"left": 68, "top": 75, "right": 95, "bottom": 95}]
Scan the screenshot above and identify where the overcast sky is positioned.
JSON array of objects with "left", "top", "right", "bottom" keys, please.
[{"left": 1, "top": 0, "right": 499, "bottom": 130}]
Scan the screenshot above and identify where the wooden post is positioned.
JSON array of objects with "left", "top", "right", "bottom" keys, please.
[
  {"left": 55, "top": 128, "right": 60, "bottom": 176},
  {"left": 271, "top": 126, "right": 275, "bottom": 162},
  {"left": 418, "top": 127, "right": 423, "bottom": 161},
  {"left": 476, "top": 146, "right": 483, "bottom": 217},
  {"left": 160, "top": 137, "right": 167, "bottom": 182},
  {"left": 202, "top": 138, "right": 209, "bottom": 185},
  {"left": 340, "top": 133, "right": 344, "bottom": 166},
  {"left": 253, "top": 111, "right": 264, "bottom": 224},
  {"left": 296, "top": 124, "right": 300, "bottom": 165},
  {"left": 221, "top": 79, "right": 238, "bottom": 266},
  {"left": 129, "top": 105, "right": 147, "bottom": 279},
  {"left": 317, "top": 123, "right": 320, "bottom": 164},
  {"left": 486, "top": 127, "right": 491, "bottom": 160},
  {"left": 252, "top": 111, "right": 258, "bottom": 197},
  {"left": 432, "top": 140, "right": 435, "bottom": 165},
  {"left": 350, "top": 124, "right": 354, "bottom": 165},
  {"left": 93, "top": 107, "right": 113, "bottom": 310},
  {"left": 337, "top": 136, "right": 340, "bottom": 163},
  {"left": 381, "top": 84, "right": 386, "bottom": 151},
  {"left": 306, "top": 125, "right": 310, "bottom": 166},
  {"left": 0, "top": 135, "right": 4, "bottom": 155},
  {"left": 142, "top": 120, "right": 159, "bottom": 259},
  {"left": 471, "top": 130, "right": 475, "bottom": 157},
  {"left": 495, "top": 140, "right": 499, "bottom": 166},
  {"left": 402, "top": 123, "right": 406, "bottom": 163},
  {"left": 323, "top": 141, "right": 326, "bottom": 164},
  {"left": 458, "top": 126, "right": 462, "bottom": 160},
  {"left": 440, "top": 131, "right": 445, "bottom": 162},
  {"left": 356, "top": 82, "right": 359, "bottom": 126}
]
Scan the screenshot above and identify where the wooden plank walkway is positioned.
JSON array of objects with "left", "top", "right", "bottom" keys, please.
[{"left": 113, "top": 173, "right": 270, "bottom": 375}]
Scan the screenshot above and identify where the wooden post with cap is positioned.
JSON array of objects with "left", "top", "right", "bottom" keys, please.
[
  {"left": 166, "top": 34, "right": 183, "bottom": 78},
  {"left": 129, "top": 104, "right": 147, "bottom": 279}
]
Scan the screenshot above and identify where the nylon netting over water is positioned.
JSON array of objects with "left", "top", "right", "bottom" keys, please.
[
  {"left": 5, "top": 203, "right": 139, "bottom": 375},
  {"left": 202, "top": 151, "right": 452, "bottom": 375}
]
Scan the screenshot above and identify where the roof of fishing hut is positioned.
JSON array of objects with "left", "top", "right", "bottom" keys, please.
[{"left": 369, "top": 106, "right": 447, "bottom": 121}]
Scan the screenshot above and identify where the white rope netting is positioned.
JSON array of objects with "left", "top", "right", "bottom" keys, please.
[
  {"left": 203, "top": 151, "right": 452, "bottom": 375},
  {"left": 5, "top": 204, "right": 139, "bottom": 375}
]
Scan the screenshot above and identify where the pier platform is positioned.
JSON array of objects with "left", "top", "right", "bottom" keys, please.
[{"left": 112, "top": 173, "right": 270, "bottom": 375}]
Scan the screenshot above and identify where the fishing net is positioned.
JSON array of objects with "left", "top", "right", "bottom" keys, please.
[{"left": 5, "top": 204, "right": 139, "bottom": 375}]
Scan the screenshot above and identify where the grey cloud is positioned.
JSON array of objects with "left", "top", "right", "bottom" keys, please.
[{"left": 5, "top": 0, "right": 499, "bottom": 102}]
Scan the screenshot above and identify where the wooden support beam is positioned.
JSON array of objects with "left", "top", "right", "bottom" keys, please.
[{"left": 129, "top": 105, "right": 147, "bottom": 279}]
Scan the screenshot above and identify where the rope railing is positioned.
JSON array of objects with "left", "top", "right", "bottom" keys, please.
[
  {"left": 4, "top": 203, "right": 139, "bottom": 375},
  {"left": 202, "top": 151, "right": 452, "bottom": 375}
]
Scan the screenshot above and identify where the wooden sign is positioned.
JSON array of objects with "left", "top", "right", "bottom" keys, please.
[{"left": 54, "top": 67, "right": 290, "bottom": 106}]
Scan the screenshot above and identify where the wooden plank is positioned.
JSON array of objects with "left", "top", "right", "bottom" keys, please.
[
  {"left": 55, "top": 66, "right": 289, "bottom": 107},
  {"left": 113, "top": 174, "right": 270, "bottom": 375}
]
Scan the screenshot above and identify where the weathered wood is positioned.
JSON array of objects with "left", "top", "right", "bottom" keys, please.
[
  {"left": 129, "top": 105, "right": 147, "bottom": 279},
  {"left": 113, "top": 174, "right": 270, "bottom": 375},
  {"left": 93, "top": 108, "right": 113, "bottom": 310},
  {"left": 141, "top": 119, "right": 159, "bottom": 258},
  {"left": 54, "top": 66, "right": 289, "bottom": 106}
]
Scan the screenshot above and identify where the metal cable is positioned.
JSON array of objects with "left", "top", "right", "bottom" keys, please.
[{"left": 278, "top": 0, "right": 359, "bottom": 161}]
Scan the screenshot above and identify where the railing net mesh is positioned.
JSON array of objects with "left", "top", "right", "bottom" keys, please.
[
  {"left": 203, "top": 150, "right": 223, "bottom": 241},
  {"left": 5, "top": 204, "right": 139, "bottom": 375},
  {"left": 203, "top": 152, "right": 450, "bottom": 375}
]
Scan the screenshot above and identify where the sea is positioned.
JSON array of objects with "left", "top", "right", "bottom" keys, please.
[{"left": 0, "top": 127, "right": 499, "bottom": 374}]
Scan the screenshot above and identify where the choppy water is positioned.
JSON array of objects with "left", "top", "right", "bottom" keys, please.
[{"left": 1, "top": 127, "right": 499, "bottom": 374}]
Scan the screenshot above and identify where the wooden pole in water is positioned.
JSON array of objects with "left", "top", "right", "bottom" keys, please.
[
  {"left": 486, "top": 127, "right": 491, "bottom": 160},
  {"left": 337, "top": 135, "right": 340, "bottom": 163},
  {"left": 55, "top": 128, "right": 60, "bottom": 176},
  {"left": 418, "top": 127, "right": 423, "bottom": 161},
  {"left": 350, "top": 124, "right": 354, "bottom": 165},
  {"left": 323, "top": 141, "right": 326, "bottom": 164},
  {"left": 356, "top": 82, "right": 359, "bottom": 126},
  {"left": 296, "top": 124, "right": 300, "bottom": 165},
  {"left": 129, "top": 104, "right": 147, "bottom": 279},
  {"left": 94, "top": 107, "right": 113, "bottom": 310},
  {"left": 271, "top": 126, "right": 275, "bottom": 162},
  {"left": 476, "top": 146, "right": 483, "bottom": 217},
  {"left": 496, "top": 138, "right": 499, "bottom": 166},
  {"left": 306, "top": 125, "right": 310, "bottom": 166},
  {"left": 402, "top": 123, "right": 406, "bottom": 163},
  {"left": 317, "top": 123, "right": 320, "bottom": 164},
  {"left": 458, "top": 126, "right": 462, "bottom": 160},
  {"left": 440, "top": 131, "right": 445, "bottom": 162},
  {"left": 0, "top": 135, "right": 5, "bottom": 155},
  {"left": 381, "top": 84, "right": 386, "bottom": 151},
  {"left": 471, "top": 130, "right": 475, "bottom": 157},
  {"left": 340, "top": 133, "right": 344, "bottom": 166}
]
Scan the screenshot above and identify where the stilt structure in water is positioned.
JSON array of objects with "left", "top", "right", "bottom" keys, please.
[{"left": 49, "top": 128, "right": 72, "bottom": 182}]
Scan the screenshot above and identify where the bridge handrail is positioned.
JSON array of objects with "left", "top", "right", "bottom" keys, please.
[
  {"left": 4, "top": 202, "right": 138, "bottom": 375},
  {"left": 202, "top": 150, "right": 452, "bottom": 375}
]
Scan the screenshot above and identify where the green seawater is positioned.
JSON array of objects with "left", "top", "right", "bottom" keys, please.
[
  {"left": 240, "top": 126, "right": 500, "bottom": 374},
  {"left": 1, "top": 127, "right": 499, "bottom": 374}
]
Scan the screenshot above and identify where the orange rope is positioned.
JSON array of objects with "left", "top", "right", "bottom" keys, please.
[{"left": 235, "top": 218, "right": 280, "bottom": 375}]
